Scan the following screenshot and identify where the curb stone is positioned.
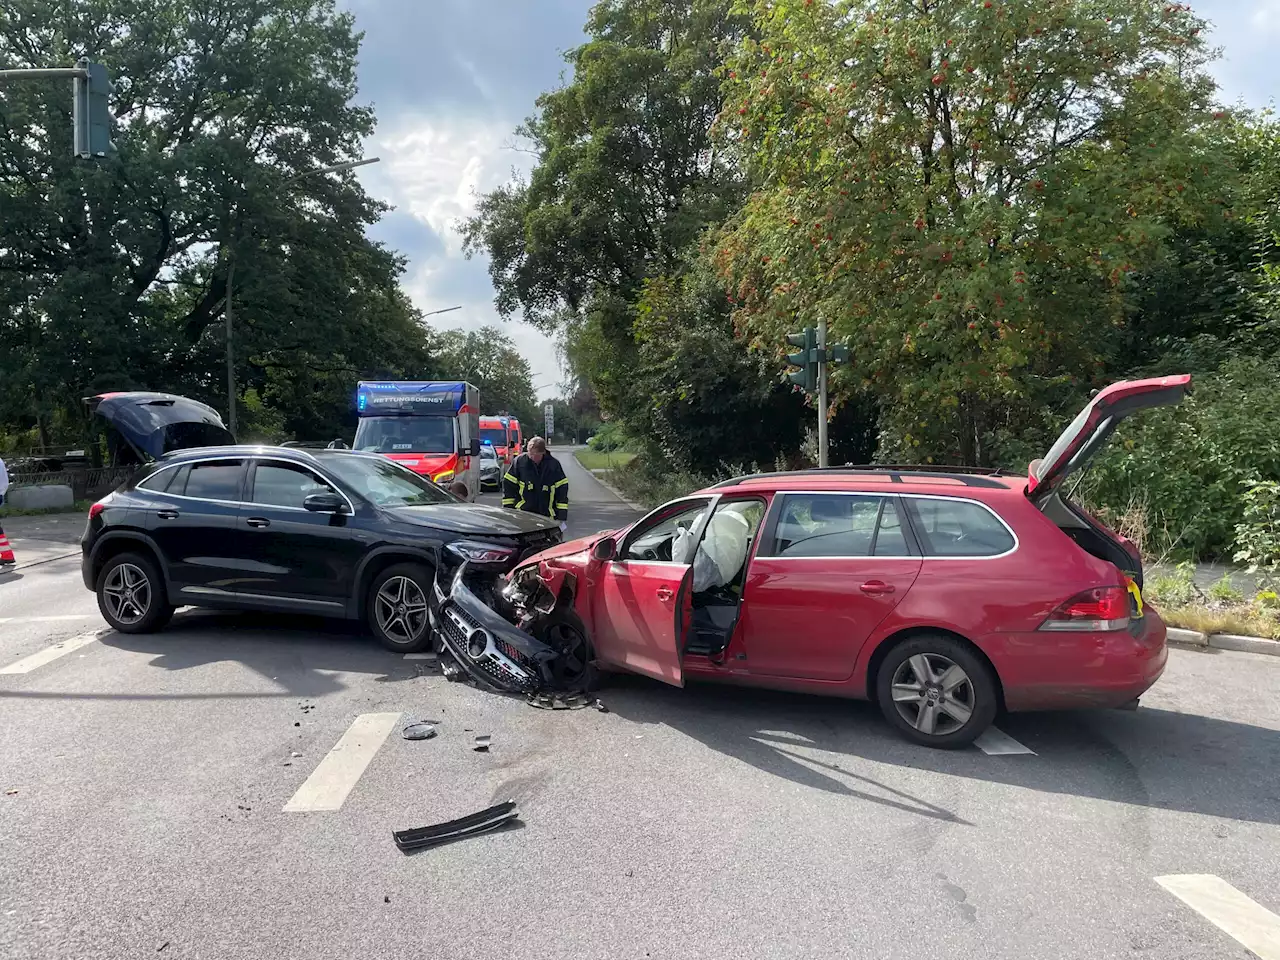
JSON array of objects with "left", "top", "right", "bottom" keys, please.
[
  {"left": 1167, "top": 627, "right": 1280, "bottom": 657},
  {"left": 1208, "top": 633, "right": 1280, "bottom": 657},
  {"left": 1166, "top": 627, "right": 1208, "bottom": 647}
]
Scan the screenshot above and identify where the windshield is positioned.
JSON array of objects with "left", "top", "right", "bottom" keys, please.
[
  {"left": 480, "top": 427, "right": 509, "bottom": 447},
  {"left": 353, "top": 416, "right": 456, "bottom": 454},
  {"left": 324, "top": 454, "right": 456, "bottom": 506}
]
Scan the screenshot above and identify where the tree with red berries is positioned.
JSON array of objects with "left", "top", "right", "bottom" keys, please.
[{"left": 716, "top": 0, "right": 1231, "bottom": 465}]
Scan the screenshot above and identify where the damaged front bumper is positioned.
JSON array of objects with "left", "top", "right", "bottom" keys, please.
[{"left": 430, "top": 563, "right": 567, "bottom": 693}]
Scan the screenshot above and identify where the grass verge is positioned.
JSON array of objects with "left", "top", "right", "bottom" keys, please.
[
  {"left": 574, "top": 448, "right": 638, "bottom": 472},
  {"left": 1158, "top": 604, "right": 1280, "bottom": 640},
  {"left": 0, "top": 499, "right": 92, "bottom": 519}
]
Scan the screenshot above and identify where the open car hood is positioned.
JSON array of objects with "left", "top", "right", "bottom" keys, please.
[
  {"left": 86, "top": 392, "right": 235, "bottom": 461},
  {"left": 1028, "top": 375, "right": 1191, "bottom": 502}
]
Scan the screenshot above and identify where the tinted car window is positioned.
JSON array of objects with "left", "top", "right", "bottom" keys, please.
[
  {"left": 182, "top": 461, "right": 244, "bottom": 501},
  {"left": 251, "top": 462, "right": 338, "bottom": 509},
  {"left": 904, "top": 498, "right": 1015, "bottom": 557},
  {"left": 769, "top": 494, "right": 884, "bottom": 557},
  {"left": 137, "top": 466, "right": 183, "bottom": 493}
]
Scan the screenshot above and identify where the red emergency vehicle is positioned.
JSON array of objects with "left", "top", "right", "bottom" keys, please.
[{"left": 353, "top": 381, "right": 480, "bottom": 498}]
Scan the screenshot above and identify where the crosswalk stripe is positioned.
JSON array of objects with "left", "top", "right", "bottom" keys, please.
[
  {"left": 974, "top": 727, "right": 1036, "bottom": 756},
  {"left": 3, "top": 614, "right": 99, "bottom": 624},
  {"left": 282, "top": 712, "right": 400, "bottom": 813},
  {"left": 1156, "top": 874, "right": 1280, "bottom": 959},
  {"left": 0, "top": 633, "right": 102, "bottom": 675},
  {"left": 403, "top": 652, "right": 437, "bottom": 660}
]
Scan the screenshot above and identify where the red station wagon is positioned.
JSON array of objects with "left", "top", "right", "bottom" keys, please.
[{"left": 444, "top": 376, "right": 1188, "bottom": 748}]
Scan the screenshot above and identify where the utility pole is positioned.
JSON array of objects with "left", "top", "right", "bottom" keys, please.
[
  {"left": 222, "top": 156, "right": 380, "bottom": 435},
  {"left": 817, "top": 318, "right": 829, "bottom": 468}
]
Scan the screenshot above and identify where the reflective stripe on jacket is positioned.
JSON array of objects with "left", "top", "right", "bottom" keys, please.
[{"left": 501, "top": 453, "right": 568, "bottom": 520}]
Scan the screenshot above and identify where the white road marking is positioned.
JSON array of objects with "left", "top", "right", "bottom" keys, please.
[
  {"left": 1156, "top": 874, "right": 1280, "bottom": 959},
  {"left": 974, "top": 727, "right": 1036, "bottom": 756},
  {"left": 403, "top": 652, "right": 437, "bottom": 660},
  {"left": 2, "top": 614, "right": 99, "bottom": 624},
  {"left": 0, "top": 633, "right": 101, "bottom": 675},
  {"left": 282, "top": 712, "right": 400, "bottom": 813}
]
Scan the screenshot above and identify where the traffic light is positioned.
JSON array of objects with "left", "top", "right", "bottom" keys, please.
[
  {"left": 73, "top": 58, "right": 113, "bottom": 159},
  {"left": 785, "top": 327, "right": 818, "bottom": 393}
]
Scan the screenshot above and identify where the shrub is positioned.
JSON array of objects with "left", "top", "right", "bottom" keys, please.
[
  {"left": 1234, "top": 480, "right": 1280, "bottom": 585},
  {"left": 1083, "top": 357, "right": 1280, "bottom": 559}
]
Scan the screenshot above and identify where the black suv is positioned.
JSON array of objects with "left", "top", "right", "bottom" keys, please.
[{"left": 80, "top": 392, "right": 560, "bottom": 651}]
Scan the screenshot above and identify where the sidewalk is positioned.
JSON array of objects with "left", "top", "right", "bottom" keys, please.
[{"left": 0, "top": 512, "right": 84, "bottom": 569}]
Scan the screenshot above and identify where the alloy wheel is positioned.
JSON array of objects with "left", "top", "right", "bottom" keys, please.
[
  {"left": 544, "top": 621, "right": 590, "bottom": 687},
  {"left": 102, "top": 562, "right": 152, "bottom": 625},
  {"left": 889, "top": 652, "right": 976, "bottom": 736},
  {"left": 374, "top": 576, "right": 429, "bottom": 644}
]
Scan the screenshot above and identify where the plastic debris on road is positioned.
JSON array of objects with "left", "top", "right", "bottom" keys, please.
[
  {"left": 401, "top": 720, "right": 438, "bottom": 741},
  {"left": 393, "top": 800, "right": 520, "bottom": 852}
]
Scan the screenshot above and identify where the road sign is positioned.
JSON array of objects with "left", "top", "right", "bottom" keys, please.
[{"left": 544, "top": 402, "right": 554, "bottom": 437}]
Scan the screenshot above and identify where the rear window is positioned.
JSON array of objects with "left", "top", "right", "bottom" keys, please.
[{"left": 903, "top": 498, "right": 1015, "bottom": 558}]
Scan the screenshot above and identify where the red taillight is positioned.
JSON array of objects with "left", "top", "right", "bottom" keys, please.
[
  {"left": 1040, "top": 585, "right": 1130, "bottom": 632},
  {"left": 88, "top": 502, "right": 106, "bottom": 519}
]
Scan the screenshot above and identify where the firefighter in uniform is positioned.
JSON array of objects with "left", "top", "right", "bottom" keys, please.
[{"left": 501, "top": 437, "right": 569, "bottom": 534}]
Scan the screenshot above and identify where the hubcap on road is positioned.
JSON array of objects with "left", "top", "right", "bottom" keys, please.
[
  {"left": 375, "top": 576, "right": 428, "bottom": 644},
  {"left": 890, "top": 653, "right": 975, "bottom": 736},
  {"left": 103, "top": 563, "right": 151, "bottom": 625}
]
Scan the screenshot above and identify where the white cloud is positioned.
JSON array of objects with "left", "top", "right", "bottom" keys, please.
[{"left": 357, "top": 115, "right": 566, "bottom": 402}]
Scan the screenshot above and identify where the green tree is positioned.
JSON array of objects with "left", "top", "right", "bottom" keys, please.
[
  {"left": 461, "top": 0, "right": 775, "bottom": 455},
  {"left": 716, "top": 0, "right": 1230, "bottom": 465},
  {"left": 430, "top": 326, "right": 539, "bottom": 426},
  {"left": 0, "top": 0, "right": 429, "bottom": 447}
]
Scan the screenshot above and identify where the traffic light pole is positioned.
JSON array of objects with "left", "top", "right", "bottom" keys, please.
[{"left": 817, "top": 318, "right": 829, "bottom": 469}]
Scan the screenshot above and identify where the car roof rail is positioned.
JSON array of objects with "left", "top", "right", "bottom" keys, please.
[{"left": 711, "top": 465, "right": 1008, "bottom": 490}]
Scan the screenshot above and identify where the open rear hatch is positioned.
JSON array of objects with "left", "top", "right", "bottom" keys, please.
[
  {"left": 86, "top": 392, "right": 235, "bottom": 464},
  {"left": 1027, "top": 375, "right": 1191, "bottom": 589}
]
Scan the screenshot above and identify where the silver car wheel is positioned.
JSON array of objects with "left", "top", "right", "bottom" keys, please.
[
  {"left": 374, "top": 576, "right": 429, "bottom": 644},
  {"left": 889, "top": 653, "right": 975, "bottom": 736},
  {"left": 102, "top": 562, "right": 152, "bottom": 625}
]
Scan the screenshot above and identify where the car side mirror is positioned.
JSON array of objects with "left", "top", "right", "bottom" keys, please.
[
  {"left": 304, "top": 492, "right": 345, "bottom": 513},
  {"left": 470, "top": 438, "right": 481, "bottom": 456},
  {"left": 592, "top": 536, "right": 617, "bottom": 562}
]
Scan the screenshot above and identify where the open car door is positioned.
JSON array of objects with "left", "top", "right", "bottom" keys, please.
[
  {"left": 588, "top": 496, "right": 718, "bottom": 686},
  {"left": 1027, "top": 375, "right": 1191, "bottom": 503},
  {"left": 592, "top": 563, "right": 691, "bottom": 686}
]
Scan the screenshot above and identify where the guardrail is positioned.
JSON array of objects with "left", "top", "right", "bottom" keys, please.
[{"left": 9, "top": 466, "right": 135, "bottom": 501}]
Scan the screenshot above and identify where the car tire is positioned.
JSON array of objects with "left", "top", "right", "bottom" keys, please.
[
  {"left": 874, "top": 634, "right": 998, "bottom": 749},
  {"left": 368, "top": 563, "right": 434, "bottom": 653},
  {"left": 95, "top": 551, "right": 174, "bottom": 634},
  {"left": 537, "top": 608, "right": 601, "bottom": 692}
]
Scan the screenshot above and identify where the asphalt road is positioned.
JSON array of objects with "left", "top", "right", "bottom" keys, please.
[{"left": 2, "top": 452, "right": 1279, "bottom": 959}]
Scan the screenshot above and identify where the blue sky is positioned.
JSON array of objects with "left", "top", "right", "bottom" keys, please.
[{"left": 341, "top": 0, "right": 1274, "bottom": 402}]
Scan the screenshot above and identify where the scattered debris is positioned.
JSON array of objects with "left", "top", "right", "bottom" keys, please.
[
  {"left": 473, "top": 734, "right": 491, "bottom": 752},
  {"left": 4, "top": 789, "right": 17, "bottom": 797},
  {"left": 293, "top": 722, "right": 300, "bottom": 727},
  {"left": 401, "top": 721, "right": 438, "bottom": 741},
  {"left": 237, "top": 805, "right": 251, "bottom": 812},
  {"left": 383, "top": 896, "right": 391, "bottom": 904},
  {"left": 157, "top": 942, "right": 169, "bottom": 952},
  {"left": 291, "top": 751, "right": 302, "bottom": 758},
  {"left": 527, "top": 691, "right": 605, "bottom": 711},
  {"left": 393, "top": 800, "right": 520, "bottom": 852}
]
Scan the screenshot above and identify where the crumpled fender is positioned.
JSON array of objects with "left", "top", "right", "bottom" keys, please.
[{"left": 534, "top": 559, "right": 578, "bottom": 610}]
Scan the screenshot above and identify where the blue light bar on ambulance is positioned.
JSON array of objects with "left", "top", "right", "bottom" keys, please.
[{"left": 355, "top": 381, "right": 467, "bottom": 416}]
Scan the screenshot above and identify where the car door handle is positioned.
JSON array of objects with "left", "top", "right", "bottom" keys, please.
[
  {"left": 859, "top": 580, "right": 895, "bottom": 595},
  {"left": 656, "top": 586, "right": 674, "bottom": 602},
  {"left": 246, "top": 517, "right": 271, "bottom": 529},
  {"left": 156, "top": 509, "right": 179, "bottom": 520}
]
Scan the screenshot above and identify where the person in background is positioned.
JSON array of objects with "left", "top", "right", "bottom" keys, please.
[
  {"left": 0, "top": 455, "right": 14, "bottom": 566},
  {"left": 448, "top": 479, "right": 470, "bottom": 500},
  {"left": 501, "top": 436, "right": 569, "bottom": 534}
]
